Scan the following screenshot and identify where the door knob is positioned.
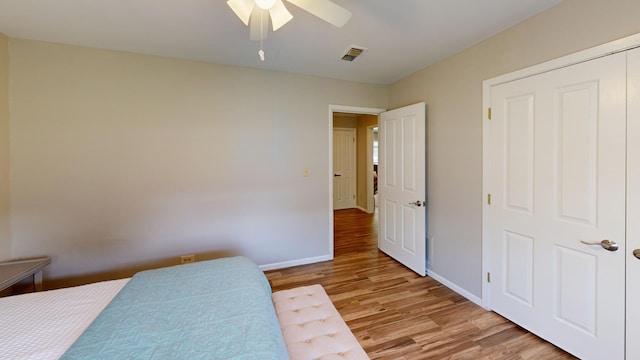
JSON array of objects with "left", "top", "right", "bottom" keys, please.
[
  {"left": 634, "top": 249, "right": 640, "bottom": 260},
  {"left": 580, "top": 239, "right": 619, "bottom": 252},
  {"left": 408, "top": 200, "right": 423, "bottom": 207}
]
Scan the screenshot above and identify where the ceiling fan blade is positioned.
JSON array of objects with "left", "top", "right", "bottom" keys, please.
[
  {"left": 286, "top": 0, "right": 352, "bottom": 27},
  {"left": 250, "top": 9, "right": 269, "bottom": 41},
  {"left": 227, "top": 0, "right": 255, "bottom": 26},
  {"left": 269, "top": 0, "right": 293, "bottom": 31}
]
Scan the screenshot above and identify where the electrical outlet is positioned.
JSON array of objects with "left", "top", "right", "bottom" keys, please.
[{"left": 180, "top": 254, "right": 195, "bottom": 264}]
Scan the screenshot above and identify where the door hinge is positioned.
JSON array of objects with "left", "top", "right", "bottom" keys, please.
[
  {"left": 487, "top": 193, "right": 492, "bottom": 205},
  {"left": 487, "top": 107, "right": 492, "bottom": 120},
  {"left": 487, "top": 272, "right": 491, "bottom": 283}
]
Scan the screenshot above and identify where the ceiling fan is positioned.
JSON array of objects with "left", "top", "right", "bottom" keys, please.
[{"left": 227, "top": 0, "right": 352, "bottom": 60}]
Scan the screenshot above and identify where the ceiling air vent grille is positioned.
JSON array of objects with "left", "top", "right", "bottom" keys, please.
[{"left": 341, "top": 46, "right": 367, "bottom": 62}]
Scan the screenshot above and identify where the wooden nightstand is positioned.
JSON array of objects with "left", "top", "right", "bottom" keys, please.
[{"left": 0, "top": 257, "right": 51, "bottom": 292}]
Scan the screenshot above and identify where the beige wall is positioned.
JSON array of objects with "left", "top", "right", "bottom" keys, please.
[
  {"left": 8, "top": 0, "right": 640, "bottom": 294},
  {"left": 0, "top": 34, "right": 9, "bottom": 260},
  {"left": 9, "top": 39, "right": 388, "bottom": 286},
  {"left": 389, "top": 0, "right": 640, "bottom": 298},
  {"left": 356, "top": 115, "right": 377, "bottom": 208}
]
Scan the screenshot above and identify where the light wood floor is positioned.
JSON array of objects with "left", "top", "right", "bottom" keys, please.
[{"left": 265, "top": 208, "right": 577, "bottom": 360}]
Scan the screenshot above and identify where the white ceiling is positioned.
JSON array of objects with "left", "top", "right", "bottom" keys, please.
[{"left": 0, "top": 0, "right": 563, "bottom": 84}]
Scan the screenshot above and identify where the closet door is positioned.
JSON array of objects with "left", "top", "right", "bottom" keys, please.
[
  {"left": 627, "top": 48, "right": 640, "bottom": 359},
  {"left": 487, "top": 52, "right": 626, "bottom": 359}
]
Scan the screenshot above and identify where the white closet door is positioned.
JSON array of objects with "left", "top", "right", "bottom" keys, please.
[
  {"left": 487, "top": 52, "right": 626, "bottom": 359},
  {"left": 627, "top": 48, "right": 640, "bottom": 359}
]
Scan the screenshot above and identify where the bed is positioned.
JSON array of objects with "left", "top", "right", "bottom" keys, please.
[
  {"left": 0, "top": 256, "right": 289, "bottom": 359},
  {"left": 0, "top": 256, "right": 369, "bottom": 360}
]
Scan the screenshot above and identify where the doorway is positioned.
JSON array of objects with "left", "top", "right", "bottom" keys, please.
[
  {"left": 332, "top": 113, "right": 380, "bottom": 212},
  {"left": 329, "top": 105, "right": 384, "bottom": 257},
  {"left": 329, "top": 103, "right": 427, "bottom": 277}
]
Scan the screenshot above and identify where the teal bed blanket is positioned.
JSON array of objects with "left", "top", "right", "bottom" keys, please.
[{"left": 61, "top": 256, "right": 289, "bottom": 359}]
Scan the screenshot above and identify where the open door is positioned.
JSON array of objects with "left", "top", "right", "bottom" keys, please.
[{"left": 378, "top": 102, "right": 426, "bottom": 276}]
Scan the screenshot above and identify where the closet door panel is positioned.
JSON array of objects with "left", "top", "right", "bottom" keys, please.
[
  {"left": 487, "top": 52, "right": 626, "bottom": 360},
  {"left": 626, "top": 47, "right": 640, "bottom": 360}
]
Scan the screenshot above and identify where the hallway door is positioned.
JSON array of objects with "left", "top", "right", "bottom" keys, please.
[
  {"left": 333, "top": 128, "right": 356, "bottom": 210},
  {"left": 378, "top": 102, "right": 426, "bottom": 276}
]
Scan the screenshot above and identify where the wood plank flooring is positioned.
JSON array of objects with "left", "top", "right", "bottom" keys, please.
[{"left": 265, "top": 209, "right": 577, "bottom": 360}]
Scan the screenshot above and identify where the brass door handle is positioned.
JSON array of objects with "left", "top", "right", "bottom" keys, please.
[
  {"left": 633, "top": 249, "right": 640, "bottom": 260},
  {"left": 580, "top": 239, "right": 619, "bottom": 252},
  {"left": 408, "top": 200, "right": 423, "bottom": 207}
]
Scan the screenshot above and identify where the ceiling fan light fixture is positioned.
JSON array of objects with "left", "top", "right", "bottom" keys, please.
[
  {"left": 227, "top": 0, "right": 352, "bottom": 61},
  {"left": 287, "top": 0, "right": 352, "bottom": 27},
  {"left": 255, "top": 0, "right": 277, "bottom": 10},
  {"left": 269, "top": 0, "right": 293, "bottom": 31},
  {"left": 227, "top": 0, "right": 254, "bottom": 26}
]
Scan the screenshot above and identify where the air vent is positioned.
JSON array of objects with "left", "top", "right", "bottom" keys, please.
[{"left": 341, "top": 46, "right": 367, "bottom": 62}]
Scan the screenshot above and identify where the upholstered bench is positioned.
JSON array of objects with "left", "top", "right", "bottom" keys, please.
[{"left": 273, "top": 284, "right": 369, "bottom": 360}]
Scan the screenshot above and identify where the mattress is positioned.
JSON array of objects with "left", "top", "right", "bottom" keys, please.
[
  {"left": 0, "top": 265, "right": 367, "bottom": 360},
  {"left": 61, "top": 256, "right": 289, "bottom": 359},
  {"left": 0, "top": 256, "right": 290, "bottom": 360},
  {"left": 0, "top": 278, "right": 130, "bottom": 360}
]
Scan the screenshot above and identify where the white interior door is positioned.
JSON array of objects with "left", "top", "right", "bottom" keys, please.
[
  {"left": 333, "top": 128, "right": 356, "bottom": 210},
  {"left": 627, "top": 47, "right": 640, "bottom": 359},
  {"left": 378, "top": 103, "right": 426, "bottom": 276},
  {"left": 487, "top": 53, "right": 626, "bottom": 359}
]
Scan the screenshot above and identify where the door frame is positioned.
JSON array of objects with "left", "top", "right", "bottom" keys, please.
[
  {"left": 328, "top": 105, "right": 385, "bottom": 258},
  {"left": 366, "top": 125, "right": 378, "bottom": 213},
  {"left": 626, "top": 47, "right": 640, "bottom": 359},
  {"left": 481, "top": 32, "right": 640, "bottom": 308}
]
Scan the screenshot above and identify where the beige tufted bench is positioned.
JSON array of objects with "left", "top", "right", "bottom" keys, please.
[{"left": 273, "top": 284, "right": 369, "bottom": 360}]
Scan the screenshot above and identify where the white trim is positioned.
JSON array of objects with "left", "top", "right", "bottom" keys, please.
[
  {"left": 427, "top": 269, "right": 484, "bottom": 308},
  {"left": 328, "top": 105, "right": 386, "bottom": 257},
  {"left": 259, "top": 255, "right": 332, "bottom": 271},
  {"left": 481, "top": 78, "right": 492, "bottom": 309},
  {"left": 484, "top": 33, "right": 640, "bottom": 89},
  {"left": 366, "top": 125, "right": 378, "bottom": 213},
  {"left": 330, "top": 105, "right": 386, "bottom": 116},
  {"left": 481, "top": 31, "right": 640, "bottom": 310},
  {"left": 355, "top": 205, "right": 368, "bottom": 213}
]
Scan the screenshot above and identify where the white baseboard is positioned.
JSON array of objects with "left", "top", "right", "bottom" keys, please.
[
  {"left": 427, "top": 269, "right": 484, "bottom": 308},
  {"left": 259, "top": 254, "right": 332, "bottom": 271},
  {"left": 355, "top": 205, "right": 373, "bottom": 213}
]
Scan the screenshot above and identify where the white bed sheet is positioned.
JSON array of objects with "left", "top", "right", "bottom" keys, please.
[{"left": 0, "top": 278, "right": 129, "bottom": 360}]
